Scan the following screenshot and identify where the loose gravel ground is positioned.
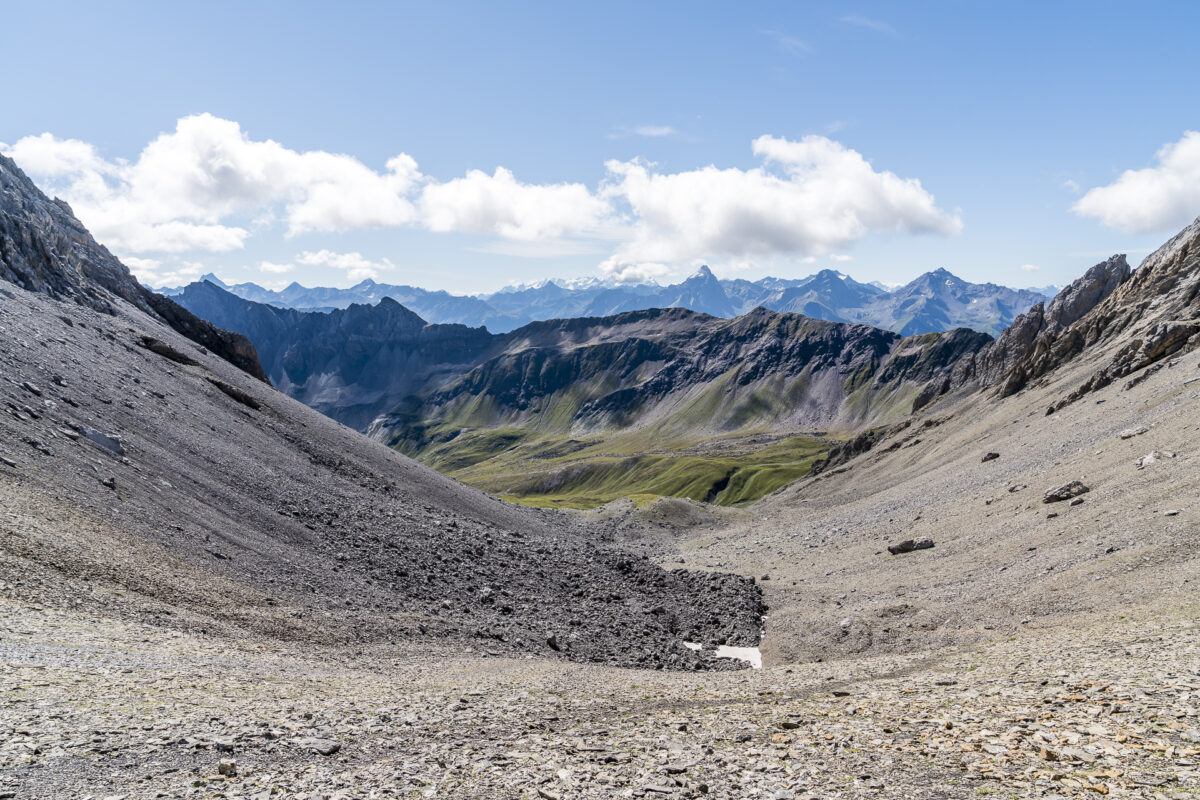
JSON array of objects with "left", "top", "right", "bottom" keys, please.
[{"left": 3, "top": 598, "right": 1198, "bottom": 799}]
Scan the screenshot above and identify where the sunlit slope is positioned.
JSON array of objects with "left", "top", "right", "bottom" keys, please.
[{"left": 383, "top": 309, "right": 991, "bottom": 507}]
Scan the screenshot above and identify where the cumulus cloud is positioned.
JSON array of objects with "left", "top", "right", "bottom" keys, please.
[
  {"left": 2, "top": 114, "right": 422, "bottom": 254},
  {"left": 259, "top": 260, "right": 294, "bottom": 274},
  {"left": 829, "top": 253, "right": 854, "bottom": 262},
  {"left": 598, "top": 134, "right": 960, "bottom": 279},
  {"left": 420, "top": 167, "right": 609, "bottom": 240},
  {"left": 296, "top": 250, "right": 393, "bottom": 282},
  {"left": 1073, "top": 131, "right": 1200, "bottom": 233},
  {"left": 4, "top": 116, "right": 961, "bottom": 286},
  {"left": 603, "top": 261, "right": 673, "bottom": 284},
  {"left": 1019, "top": 263, "right": 1041, "bottom": 272}
]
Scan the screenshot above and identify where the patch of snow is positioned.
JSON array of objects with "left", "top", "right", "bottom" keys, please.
[{"left": 683, "top": 642, "right": 762, "bottom": 669}]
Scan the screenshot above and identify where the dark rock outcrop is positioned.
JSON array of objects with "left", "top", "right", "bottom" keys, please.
[
  {"left": 981, "top": 254, "right": 1131, "bottom": 395},
  {"left": 887, "top": 538, "right": 934, "bottom": 555},
  {"left": 0, "top": 154, "right": 267, "bottom": 382}
]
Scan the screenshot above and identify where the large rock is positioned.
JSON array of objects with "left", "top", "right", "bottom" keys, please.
[
  {"left": 1043, "top": 481, "right": 1090, "bottom": 503},
  {"left": 887, "top": 538, "right": 934, "bottom": 555}
]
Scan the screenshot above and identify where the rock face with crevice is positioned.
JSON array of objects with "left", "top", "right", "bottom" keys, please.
[{"left": 982, "top": 253, "right": 1132, "bottom": 395}]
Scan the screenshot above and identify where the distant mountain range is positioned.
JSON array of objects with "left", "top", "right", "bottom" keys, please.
[{"left": 161, "top": 267, "right": 1057, "bottom": 337}]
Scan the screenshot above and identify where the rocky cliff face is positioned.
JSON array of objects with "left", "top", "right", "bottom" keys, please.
[
  {"left": 898, "top": 216, "right": 1200, "bottom": 418},
  {"left": 978, "top": 254, "right": 1132, "bottom": 394},
  {"left": 0, "top": 155, "right": 267, "bottom": 381},
  {"left": 909, "top": 253, "right": 1133, "bottom": 410},
  {"left": 1042, "top": 218, "right": 1200, "bottom": 405}
]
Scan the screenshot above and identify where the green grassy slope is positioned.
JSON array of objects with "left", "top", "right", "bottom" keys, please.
[{"left": 396, "top": 425, "right": 830, "bottom": 509}]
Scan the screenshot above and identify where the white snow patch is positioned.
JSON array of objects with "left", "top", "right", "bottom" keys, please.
[{"left": 684, "top": 642, "right": 762, "bottom": 669}]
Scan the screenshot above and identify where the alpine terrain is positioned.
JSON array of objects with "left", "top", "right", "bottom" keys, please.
[
  {"left": 162, "top": 264, "right": 1052, "bottom": 336},
  {"left": 4, "top": 156, "right": 1200, "bottom": 800}
]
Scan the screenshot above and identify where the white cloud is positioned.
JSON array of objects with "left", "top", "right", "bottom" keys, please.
[
  {"left": 634, "top": 126, "right": 676, "bottom": 138},
  {"left": 829, "top": 253, "right": 854, "bottom": 262},
  {"left": 1019, "top": 263, "right": 1041, "bottom": 272},
  {"left": 600, "top": 260, "right": 672, "bottom": 284},
  {"left": 840, "top": 15, "right": 898, "bottom": 36},
  {"left": 4, "top": 116, "right": 962, "bottom": 287},
  {"left": 1073, "top": 131, "right": 1200, "bottom": 233},
  {"left": 420, "top": 167, "right": 609, "bottom": 240},
  {"left": 598, "top": 134, "right": 960, "bottom": 277},
  {"left": 2, "top": 114, "right": 421, "bottom": 254},
  {"left": 124, "top": 257, "right": 206, "bottom": 288},
  {"left": 296, "top": 250, "right": 393, "bottom": 282}
]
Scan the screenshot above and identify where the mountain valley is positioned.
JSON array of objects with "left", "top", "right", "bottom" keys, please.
[
  {"left": 174, "top": 281, "right": 1008, "bottom": 507},
  {"left": 3, "top": 149, "right": 1200, "bottom": 799}
]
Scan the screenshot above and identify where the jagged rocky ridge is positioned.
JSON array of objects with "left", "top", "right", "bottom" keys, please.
[
  {"left": 175, "top": 281, "right": 493, "bottom": 431},
  {"left": 0, "top": 155, "right": 267, "bottom": 382},
  {"left": 176, "top": 282, "right": 996, "bottom": 443},
  {"left": 911, "top": 253, "right": 1133, "bottom": 410},
  {"left": 0, "top": 153, "right": 766, "bottom": 670},
  {"left": 821, "top": 221, "right": 1200, "bottom": 471}
]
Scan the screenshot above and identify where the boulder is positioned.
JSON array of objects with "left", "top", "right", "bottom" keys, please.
[
  {"left": 1043, "top": 481, "right": 1089, "bottom": 503},
  {"left": 887, "top": 538, "right": 934, "bottom": 555}
]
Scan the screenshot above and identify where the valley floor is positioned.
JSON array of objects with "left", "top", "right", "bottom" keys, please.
[{"left": 3, "top": 598, "right": 1197, "bottom": 799}]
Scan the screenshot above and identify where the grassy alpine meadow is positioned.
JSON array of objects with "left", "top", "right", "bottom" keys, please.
[{"left": 397, "top": 424, "right": 833, "bottom": 509}]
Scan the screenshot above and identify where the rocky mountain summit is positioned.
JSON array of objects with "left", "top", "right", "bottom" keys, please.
[
  {"left": 169, "top": 263, "right": 1051, "bottom": 336},
  {"left": 176, "top": 280, "right": 494, "bottom": 430},
  {"left": 0, "top": 155, "right": 267, "bottom": 381}
]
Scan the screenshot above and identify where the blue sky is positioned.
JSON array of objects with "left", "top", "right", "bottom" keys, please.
[{"left": 3, "top": 1, "right": 1200, "bottom": 293}]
